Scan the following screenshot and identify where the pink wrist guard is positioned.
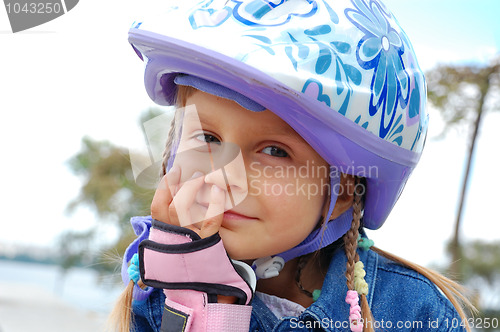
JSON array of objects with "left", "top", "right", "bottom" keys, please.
[{"left": 139, "top": 220, "right": 255, "bottom": 332}]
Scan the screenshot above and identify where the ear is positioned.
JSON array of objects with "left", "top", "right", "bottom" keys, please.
[{"left": 329, "top": 174, "right": 355, "bottom": 220}]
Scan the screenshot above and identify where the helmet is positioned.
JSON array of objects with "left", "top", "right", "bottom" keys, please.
[{"left": 129, "top": 0, "right": 427, "bottom": 234}]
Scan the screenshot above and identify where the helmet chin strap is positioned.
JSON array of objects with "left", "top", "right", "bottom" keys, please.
[{"left": 252, "top": 170, "right": 354, "bottom": 279}]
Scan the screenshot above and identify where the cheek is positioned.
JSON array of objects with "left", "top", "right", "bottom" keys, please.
[{"left": 258, "top": 177, "right": 326, "bottom": 229}]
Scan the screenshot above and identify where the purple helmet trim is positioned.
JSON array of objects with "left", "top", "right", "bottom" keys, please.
[
  {"left": 130, "top": 30, "right": 419, "bottom": 164},
  {"left": 129, "top": 29, "right": 418, "bottom": 229},
  {"left": 174, "top": 74, "right": 266, "bottom": 112}
]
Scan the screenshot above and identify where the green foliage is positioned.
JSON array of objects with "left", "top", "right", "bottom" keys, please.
[
  {"left": 66, "top": 136, "right": 155, "bottom": 229},
  {"left": 61, "top": 108, "right": 166, "bottom": 273},
  {"left": 460, "top": 240, "right": 500, "bottom": 285},
  {"left": 426, "top": 59, "right": 500, "bottom": 137}
]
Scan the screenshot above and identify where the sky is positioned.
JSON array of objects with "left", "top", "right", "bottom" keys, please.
[{"left": 1, "top": 0, "right": 499, "bottom": 269}]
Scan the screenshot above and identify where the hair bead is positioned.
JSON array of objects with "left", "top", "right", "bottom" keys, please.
[
  {"left": 354, "top": 261, "right": 369, "bottom": 296},
  {"left": 345, "top": 290, "right": 363, "bottom": 332},
  {"left": 357, "top": 234, "right": 374, "bottom": 250},
  {"left": 127, "top": 253, "right": 140, "bottom": 285}
]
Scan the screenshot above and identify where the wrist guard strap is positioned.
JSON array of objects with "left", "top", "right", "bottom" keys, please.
[
  {"left": 138, "top": 221, "right": 254, "bottom": 331},
  {"left": 139, "top": 220, "right": 253, "bottom": 305}
]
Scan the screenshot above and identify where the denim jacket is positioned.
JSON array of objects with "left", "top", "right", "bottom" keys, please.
[{"left": 131, "top": 245, "right": 465, "bottom": 331}]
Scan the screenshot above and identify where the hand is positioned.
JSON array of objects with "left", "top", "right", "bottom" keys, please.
[
  {"left": 150, "top": 167, "right": 237, "bottom": 304},
  {"left": 151, "top": 166, "right": 226, "bottom": 239}
]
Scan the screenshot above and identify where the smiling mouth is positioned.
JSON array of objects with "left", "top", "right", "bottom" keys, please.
[
  {"left": 194, "top": 201, "right": 255, "bottom": 221},
  {"left": 223, "top": 210, "right": 256, "bottom": 221}
]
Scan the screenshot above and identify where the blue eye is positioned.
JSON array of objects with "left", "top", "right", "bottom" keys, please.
[
  {"left": 262, "top": 146, "right": 289, "bottom": 158},
  {"left": 196, "top": 133, "right": 221, "bottom": 145}
]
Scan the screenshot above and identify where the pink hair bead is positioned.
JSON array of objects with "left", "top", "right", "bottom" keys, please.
[{"left": 345, "top": 290, "right": 363, "bottom": 332}]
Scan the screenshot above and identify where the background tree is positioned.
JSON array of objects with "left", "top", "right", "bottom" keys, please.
[
  {"left": 426, "top": 56, "right": 500, "bottom": 279},
  {"left": 61, "top": 107, "right": 167, "bottom": 274},
  {"left": 426, "top": 56, "right": 500, "bottom": 323}
]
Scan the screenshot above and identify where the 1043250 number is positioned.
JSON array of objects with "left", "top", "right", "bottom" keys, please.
[
  {"left": 5, "top": 2, "right": 63, "bottom": 14},
  {"left": 444, "top": 317, "right": 499, "bottom": 329}
]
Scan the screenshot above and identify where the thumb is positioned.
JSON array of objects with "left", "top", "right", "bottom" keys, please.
[{"left": 200, "top": 185, "right": 226, "bottom": 238}]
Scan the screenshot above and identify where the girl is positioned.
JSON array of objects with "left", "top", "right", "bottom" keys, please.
[{"left": 111, "top": 0, "right": 475, "bottom": 331}]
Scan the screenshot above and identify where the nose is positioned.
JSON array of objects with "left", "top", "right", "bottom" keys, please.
[{"left": 204, "top": 142, "right": 248, "bottom": 209}]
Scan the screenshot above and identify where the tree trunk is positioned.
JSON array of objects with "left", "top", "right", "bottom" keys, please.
[{"left": 449, "top": 77, "right": 490, "bottom": 280}]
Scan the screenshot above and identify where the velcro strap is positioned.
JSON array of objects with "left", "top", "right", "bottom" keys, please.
[
  {"left": 139, "top": 221, "right": 253, "bottom": 305},
  {"left": 160, "top": 299, "right": 252, "bottom": 332},
  {"left": 205, "top": 303, "right": 252, "bottom": 332}
]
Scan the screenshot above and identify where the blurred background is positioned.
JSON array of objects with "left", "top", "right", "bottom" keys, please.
[{"left": 1, "top": 0, "right": 499, "bottom": 331}]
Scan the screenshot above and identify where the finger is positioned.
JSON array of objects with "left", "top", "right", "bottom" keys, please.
[
  {"left": 200, "top": 185, "right": 226, "bottom": 238},
  {"left": 151, "top": 166, "right": 180, "bottom": 222},
  {"left": 170, "top": 172, "right": 205, "bottom": 226},
  {"left": 165, "top": 165, "right": 181, "bottom": 195}
]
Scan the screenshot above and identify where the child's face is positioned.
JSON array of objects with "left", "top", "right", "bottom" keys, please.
[{"left": 175, "top": 89, "right": 330, "bottom": 260}]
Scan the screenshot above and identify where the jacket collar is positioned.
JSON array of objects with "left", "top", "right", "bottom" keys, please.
[
  {"left": 305, "top": 247, "right": 378, "bottom": 330},
  {"left": 251, "top": 244, "right": 379, "bottom": 331}
]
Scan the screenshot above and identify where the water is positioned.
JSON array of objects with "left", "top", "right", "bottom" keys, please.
[{"left": 0, "top": 259, "right": 123, "bottom": 313}]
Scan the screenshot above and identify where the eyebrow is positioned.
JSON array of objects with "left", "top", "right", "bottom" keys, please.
[
  {"left": 260, "top": 124, "right": 298, "bottom": 137},
  {"left": 259, "top": 122, "right": 305, "bottom": 140}
]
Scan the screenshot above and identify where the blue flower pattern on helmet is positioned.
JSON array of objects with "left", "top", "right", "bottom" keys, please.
[
  {"left": 232, "top": 0, "right": 317, "bottom": 26},
  {"left": 283, "top": 23, "right": 363, "bottom": 116},
  {"left": 183, "top": 0, "right": 425, "bottom": 152},
  {"left": 345, "top": 0, "right": 411, "bottom": 143},
  {"left": 243, "top": 34, "right": 276, "bottom": 55}
]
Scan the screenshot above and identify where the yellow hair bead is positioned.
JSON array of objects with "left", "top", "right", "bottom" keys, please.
[
  {"left": 354, "top": 261, "right": 368, "bottom": 295},
  {"left": 354, "top": 261, "right": 366, "bottom": 278},
  {"left": 354, "top": 278, "right": 368, "bottom": 295}
]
